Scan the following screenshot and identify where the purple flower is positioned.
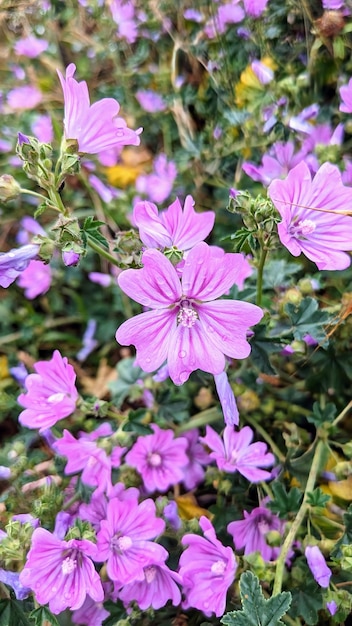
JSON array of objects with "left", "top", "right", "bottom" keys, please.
[
  {"left": 326, "top": 600, "right": 338, "bottom": 615},
  {"left": 251, "top": 60, "right": 274, "bottom": 84},
  {"left": 243, "top": 0, "right": 270, "bottom": 17},
  {"left": 31, "top": 114, "right": 54, "bottom": 143},
  {"left": 133, "top": 195, "right": 215, "bottom": 251},
  {"left": 214, "top": 371, "right": 239, "bottom": 426},
  {"left": 7, "top": 85, "right": 42, "bottom": 110},
  {"left": 79, "top": 483, "right": 139, "bottom": 530},
  {"left": 116, "top": 243, "right": 263, "bottom": 385},
  {"left": 119, "top": 561, "right": 182, "bottom": 610},
  {"left": 18, "top": 350, "right": 78, "bottom": 431},
  {"left": 340, "top": 78, "right": 352, "bottom": 113},
  {"left": 62, "top": 250, "right": 81, "bottom": 266},
  {"left": 181, "top": 429, "right": 210, "bottom": 490},
  {"left": 14, "top": 35, "right": 48, "bottom": 58},
  {"left": 125, "top": 424, "right": 188, "bottom": 493},
  {"left": 205, "top": 0, "right": 245, "bottom": 38},
  {"left": 136, "top": 90, "right": 166, "bottom": 113},
  {"left": 89, "top": 173, "right": 120, "bottom": 203},
  {"left": 9, "top": 362, "right": 28, "bottom": 385},
  {"left": 268, "top": 161, "right": 352, "bottom": 270},
  {"left": 109, "top": 0, "right": 138, "bottom": 43},
  {"left": 57, "top": 63, "right": 142, "bottom": 154},
  {"left": 163, "top": 500, "right": 182, "bottom": 530},
  {"left": 305, "top": 545, "right": 332, "bottom": 588},
  {"left": 17, "top": 216, "right": 46, "bottom": 245},
  {"left": 76, "top": 319, "right": 98, "bottom": 362},
  {"left": 243, "top": 141, "right": 308, "bottom": 186},
  {"left": 17, "top": 259, "right": 52, "bottom": 299},
  {"left": 0, "top": 569, "right": 30, "bottom": 600},
  {"left": 19, "top": 528, "right": 104, "bottom": 614},
  {"left": 227, "top": 505, "right": 285, "bottom": 561},
  {"left": 72, "top": 592, "right": 110, "bottom": 626},
  {"left": 96, "top": 497, "right": 166, "bottom": 585},
  {"left": 179, "top": 516, "right": 237, "bottom": 617},
  {"left": 200, "top": 425, "right": 274, "bottom": 481},
  {"left": 0, "top": 244, "right": 39, "bottom": 287},
  {"left": 135, "top": 154, "right": 177, "bottom": 204}
]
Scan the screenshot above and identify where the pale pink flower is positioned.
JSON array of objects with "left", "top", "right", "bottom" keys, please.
[
  {"left": 7, "top": 85, "right": 42, "bottom": 110},
  {"left": 14, "top": 35, "right": 48, "bottom": 58},
  {"left": 17, "top": 259, "right": 51, "bottom": 299}
]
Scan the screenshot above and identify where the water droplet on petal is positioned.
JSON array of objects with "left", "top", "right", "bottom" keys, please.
[
  {"left": 146, "top": 357, "right": 151, "bottom": 363},
  {"left": 178, "top": 350, "right": 187, "bottom": 358},
  {"left": 179, "top": 370, "right": 189, "bottom": 384}
]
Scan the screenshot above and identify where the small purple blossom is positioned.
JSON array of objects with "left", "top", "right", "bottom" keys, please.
[
  {"left": 0, "top": 569, "right": 31, "bottom": 600},
  {"left": 163, "top": 500, "right": 182, "bottom": 530},
  {"left": 119, "top": 561, "right": 182, "bottom": 610},
  {"left": 136, "top": 90, "right": 166, "bottom": 113},
  {"left": 57, "top": 63, "right": 142, "bottom": 154},
  {"left": 305, "top": 545, "right": 332, "bottom": 588},
  {"left": 125, "top": 424, "right": 188, "bottom": 493},
  {"left": 0, "top": 244, "right": 39, "bottom": 288},
  {"left": 135, "top": 153, "right": 177, "bottom": 204},
  {"left": 200, "top": 425, "right": 275, "bottom": 481},
  {"left": 116, "top": 243, "right": 263, "bottom": 386},
  {"left": 251, "top": 60, "right": 274, "bottom": 84},
  {"left": 109, "top": 0, "right": 138, "bottom": 43},
  {"left": 96, "top": 497, "right": 166, "bottom": 585},
  {"left": 339, "top": 78, "right": 352, "bottom": 113},
  {"left": 7, "top": 85, "right": 42, "bottom": 110},
  {"left": 9, "top": 362, "right": 28, "bottom": 386},
  {"left": 244, "top": 0, "right": 270, "bottom": 17},
  {"left": 227, "top": 505, "right": 285, "bottom": 561},
  {"left": 133, "top": 195, "right": 215, "bottom": 251},
  {"left": 18, "top": 350, "right": 78, "bottom": 431},
  {"left": 181, "top": 429, "right": 210, "bottom": 490},
  {"left": 76, "top": 319, "right": 98, "bottom": 362},
  {"left": 14, "top": 35, "right": 48, "bottom": 58},
  {"left": 179, "top": 516, "right": 237, "bottom": 617},
  {"left": 62, "top": 250, "right": 81, "bottom": 266},
  {"left": 205, "top": 0, "right": 245, "bottom": 38},
  {"left": 31, "top": 114, "right": 54, "bottom": 143},
  {"left": 19, "top": 528, "right": 104, "bottom": 614},
  {"left": 17, "top": 259, "right": 52, "bottom": 299},
  {"left": 214, "top": 370, "right": 239, "bottom": 426},
  {"left": 268, "top": 161, "right": 352, "bottom": 270},
  {"left": 243, "top": 141, "right": 308, "bottom": 186},
  {"left": 326, "top": 600, "right": 338, "bottom": 616}
]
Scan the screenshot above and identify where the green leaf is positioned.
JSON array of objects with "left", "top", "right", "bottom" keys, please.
[
  {"left": 306, "top": 487, "right": 330, "bottom": 508},
  {"left": 250, "top": 325, "right": 283, "bottom": 376},
  {"left": 284, "top": 297, "right": 331, "bottom": 344},
  {"left": 263, "top": 259, "right": 300, "bottom": 289},
  {"left": 0, "top": 599, "right": 31, "bottom": 626},
  {"left": 267, "top": 483, "right": 303, "bottom": 519},
  {"left": 288, "top": 580, "right": 323, "bottom": 625},
  {"left": 29, "top": 606, "right": 60, "bottom": 626},
  {"left": 82, "top": 216, "right": 109, "bottom": 249},
  {"left": 332, "top": 504, "right": 352, "bottom": 558},
  {"left": 221, "top": 571, "right": 291, "bottom": 626},
  {"left": 307, "top": 402, "right": 337, "bottom": 428}
]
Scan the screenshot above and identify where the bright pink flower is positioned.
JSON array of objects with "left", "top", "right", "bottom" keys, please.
[
  {"left": 79, "top": 483, "right": 139, "bottom": 530},
  {"left": 57, "top": 63, "right": 141, "bottom": 154},
  {"left": 119, "top": 561, "right": 182, "bottom": 610},
  {"left": 214, "top": 371, "right": 239, "bottom": 425},
  {"left": 31, "top": 114, "right": 54, "bottom": 143},
  {"left": 7, "top": 85, "right": 42, "bottom": 110},
  {"left": 243, "top": 141, "right": 308, "bottom": 186},
  {"left": 200, "top": 425, "right": 274, "bottom": 481},
  {"left": 19, "top": 528, "right": 104, "bottom": 614},
  {"left": 205, "top": 0, "right": 244, "bottom": 38},
  {"left": 133, "top": 195, "right": 215, "bottom": 251},
  {"left": 116, "top": 242, "right": 263, "bottom": 385},
  {"left": 17, "top": 259, "right": 51, "bottom": 299},
  {"left": 243, "top": 0, "right": 270, "bottom": 17},
  {"left": 268, "top": 161, "right": 352, "bottom": 270},
  {"left": 135, "top": 154, "right": 177, "bottom": 203},
  {"left": 125, "top": 424, "right": 188, "bottom": 493},
  {"left": 96, "top": 497, "right": 166, "bottom": 585},
  {"left": 179, "top": 516, "right": 237, "bottom": 617},
  {"left": 109, "top": 0, "right": 138, "bottom": 43},
  {"left": 227, "top": 504, "right": 284, "bottom": 561},
  {"left": 14, "top": 35, "right": 48, "bottom": 58},
  {"left": 18, "top": 350, "right": 78, "bottom": 431},
  {"left": 339, "top": 78, "right": 352, "bottom": 113}
]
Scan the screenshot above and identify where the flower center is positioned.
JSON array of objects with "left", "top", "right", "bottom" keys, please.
[
  {"left": 148, "top": 452, "right": 162, "bottom": 467},
  {"left": 144, "top": 565, "right": 157, "bottom": 583},
  {"left": 211, "top": 559, "right": 227, "bottom": 575},
  {"left": 112, "top": 534, "right": 133, "bottom": 553},
  {"left": 177, "top": 300, "right": 198, "bottom": 328},
  {"left": 61, "top": 555, "right": 77, "bottom": 575},
  {"left": 258, "top": 518, "right": 270, "bottom": 535},
  {"left": 290, "top": 218, "right": 316, "bottom": 239}
]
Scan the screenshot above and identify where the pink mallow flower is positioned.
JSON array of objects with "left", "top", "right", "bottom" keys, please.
[
  {"left": 200, "top": 425, "right": 274, "bottom": 482},
  {"left": 305, "top": 545, "right": 332, "bottom": 588},
  {"left": 244, "top": 0, "right": 270, "bottom": 17},
  {"left": 116, "top": 242, "right": 263, "bottom": 386},
  {"left": 133, "top": 195, "right": 215, "bottom": 251},
  {"left": 19, "top": 528, "right": 104, "bottom": 614},
  {"left": 57, "top": 63, "right": 141, "bottom": 154},
  {"left": 268, "top": 161, "right": 352, "bottom": 270},
  {"left": 135, "top": 154, "right": 177, "bottom": 204},
  {"left": 242, "top": 141, "right": 308, "bottom": 186},
  {"left": 227, "top": 504, "right": 285, "bottom": 561},
  {"left": 179, "top": 516, "right": 237, "bottom": 617},
  {"left": 339, "top": 77, "right": 352, "bottom": 113},
  {"left": 119, "top": 560, "right": 182, "bottom": 610},
  {"left": 0, "top": 244, "right": 39, "bottom": 288},
  {"left": 136, "top": 90, "right": 166, "bottom": 113},
  {"left": 17, "top": 259, "right": 52, "bottom": 299},
  {"left": 109, "top": 0, "right": 138, "bottom": 43},
  {"left": 7, "top": 85, "right": 42, "bottom": 110},
  {"left": 14, "top": 35, "right": 48, "bottom": 58},
  {"left": 96, "top": 497, "right": 166, "bottom": 586},
  {"left": 18, "top": 350, "right": 78, "bottom": 431},
  {"left": 181, "top": 429, "right": 210, "bottom": 490},
  {"left": 125, "top": 424, "right": 188, "bottom": 493}
]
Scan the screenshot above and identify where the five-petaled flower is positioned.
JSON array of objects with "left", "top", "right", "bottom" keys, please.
[
  {"left": 116, "top": 242, "right": 263, "bottom": 385},
  {"left": 57, "top": 63, "right": 142, "bottom": 154},
  {"left": 268, "top": 161, "right": 352, "bottom": 270}
]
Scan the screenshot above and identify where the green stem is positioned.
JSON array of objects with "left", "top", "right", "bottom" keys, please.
[
  {"left": 48, "top": 187, "right": 69, "bottom": 216},
  {"left": 20, "top": 188, "right": 50, "bottom": 203},
  {"left": 86, "top": 236, "right": 121, "bottom": 266},
  {"left": 256, "top": 245, "right": 268, "bottom": 307},
  {"left": 175, "top": 407, "right": 222, "bottom": 434},
  {"left": 332, "top": 399, "right": 352, "bottom": 428},
  {"left": 272, "top": 438, "right": 325, "bottom": 596}
]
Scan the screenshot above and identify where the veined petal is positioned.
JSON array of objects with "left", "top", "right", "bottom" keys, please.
[
  {"left": 133, "top": 201, "right": 173, "bottom": 248},
  {"left": 198, "top": 300, "right": 263, "bottom": 359},
  {"left": 268, "top": 161, "right": 313, "bottom": 219},
  {"left": 214, "top": 372, "right": 239, "bottom": 425},
  {"left": 181, "top": 243, "right": 251, "bottom": 300},
  {"left": 161, "top": 195, "right": 215, "bottom": 250},
  {"left": 118, "top": 249, "right": 182, "bottom": 308},
  {"left": 116, "top": 309, "right": 176, "bottom": 372}
]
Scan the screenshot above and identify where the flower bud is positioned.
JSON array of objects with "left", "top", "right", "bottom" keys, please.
[
  {"left": 0, "top": 175, "right": 21, "bottom": 202},
  {"left": 62, "top": 250, "right": 80, "bottom": 266}
]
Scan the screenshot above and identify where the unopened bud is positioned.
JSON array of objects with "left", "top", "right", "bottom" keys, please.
[
  {"left": 0, "top": 175, "right": 21, "bottom": 202},
  {"left": 62, "top": 250, "right": 80, "bottom": 266}
]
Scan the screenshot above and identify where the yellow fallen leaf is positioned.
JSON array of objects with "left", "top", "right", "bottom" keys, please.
[
  {"left": 175, "top": 493, "right": 213, "bottom": 521},
  {"left": 327, "top": 476, "right": 352, "bottom": 501}
]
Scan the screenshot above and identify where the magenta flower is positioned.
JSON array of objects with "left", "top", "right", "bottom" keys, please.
[
  {"left": 14, "top": 35, "right": 48, "bottom": 58},
  {"left": 17, "top": 259, "right": 52, "bottom": 299},
  {"left": 179, "top": 516, "right": 237, "bottom": 617},
  {"left": 96, "top": 497, "right": 166, "bottom": 585},
  {"left": 243, "top": 141, "right": 308, "bottom": 186},
  {"left": 305, "top": 545, "right": 332, "bottom": 588},
  {"left": 244, "top": 0, "right": 270, "bottom": 17},
  {"left": 200, "top": 425, "right": 274, "bottom": 481},
  {"left": 205, "top": 0, "right": 244, "bottom": 38},
  {"left": 109, "top": 0, "right": 138, "bottom": 43},
  {"left": 79, "top": 483, "right": 139, "bottom": 530},
  {"left": 227, "top": 505, "right": 285, "bottom": 561},
  {"left": 31, "top": 114, "right": 54, "bottom": 143},
  {"left": 133, "top": 195, "right": 215, "bottom": 251},
  {"left": 119, "top": 561, "right": 182, "bottom": 610},
  {"left": 57, "top": 63, "right": 141, "bottom": 154},
  {"left": 18, "top": 350, "right": 78, "bottom": 431},
  {"left": 7, "top": 85, "right": 42, "bottom": 110},
  {"left": 0, "top": 244, "right": 39, "bottom": 288},
  {"left": 125, "top": 424, "right": 188, "bottom": 493},
  {"left": 19, "top": 528, "right": 104, "bottom": 614},
  {"left": 339, "top": 78, "right": 352, "bottom": 113},
  {"left": 116, "top": 243, "right": 263, "bottom": 385},
  {"left": 136, "top": 90, "right": 166, "bottom": 113},
  {"left": 135, "top": 154, "right": 177, "bottom": 204},
  {"left": 72, "top": 592, "right": 110, "bottom": 626},
  {"left": 268, "top": 161, "right": 352, "bottom": 270}
]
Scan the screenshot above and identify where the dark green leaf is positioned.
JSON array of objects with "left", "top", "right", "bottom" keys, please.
[
  {"left": 29, "top": 606, "right": 60, "bottom": 626},
  {"left": 332, "top": 504, "right": 352, "bottom": 558},
  {"left": 0, "top": 599, "right": 31, "bottom": 626},
  {"left": 267, "top": 483, "right": 303, "bottom": 519},
  {"left": 285, "top": 297, "right": 331, "bottom": 344},
  {"left": 221, "top": 571, "right": 291, "bottom": 626},
  {"left": 288, "top": 580, "right": 323, "bottom": 625},
  {"left": 307, "top": 402, "right": 337, "bottom": 427},
  {"left": 82, "top": 217, "right": 109, "bottom": 249},
  {"left": 306, "top": 488, "right": 330, "bottom": 508}
]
